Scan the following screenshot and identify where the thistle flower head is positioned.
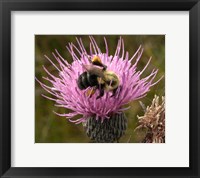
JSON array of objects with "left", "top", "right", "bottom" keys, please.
[{"left": 37, "top": 36, "right": 161, "bottom": 124}]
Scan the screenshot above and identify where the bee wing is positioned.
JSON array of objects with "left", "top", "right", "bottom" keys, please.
[{"left": 83, "top": 64, "right": 105, "bottom": 78}]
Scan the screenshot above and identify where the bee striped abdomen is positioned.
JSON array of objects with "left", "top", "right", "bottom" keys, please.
[
  {"left": 77, "top": 72, "right": 87, "bottom": 89},
  {"left": 77, "top": 71, "right": 99, "bottom": 90},
  {"left": 87, "top": 73, "right": 98, "bottom": 86}
]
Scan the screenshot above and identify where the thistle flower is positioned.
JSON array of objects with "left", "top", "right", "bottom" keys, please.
[
  {"left": 135, "top": 95, "right": 165, "bottom": 143},
  {"left": 37, "top": 36, "right": 162, "bottom": 142}
]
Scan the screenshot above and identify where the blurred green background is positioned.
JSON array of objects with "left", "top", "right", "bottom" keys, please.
[{"left": 35, "top": 35, "right": 165, "bottom": 143}]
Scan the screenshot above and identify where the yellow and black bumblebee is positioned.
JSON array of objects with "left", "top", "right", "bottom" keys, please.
[{"left": 77, "top": 56, "right": 120, "bottom": 99}]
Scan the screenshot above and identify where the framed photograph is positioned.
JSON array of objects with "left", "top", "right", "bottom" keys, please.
[{"left": 0, "top": 0, "right": 199, "bottom": 177}]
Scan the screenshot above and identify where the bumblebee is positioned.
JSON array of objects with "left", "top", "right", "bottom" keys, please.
[{"left": 77, "top": 56, "right": 120, "bottom": 99}]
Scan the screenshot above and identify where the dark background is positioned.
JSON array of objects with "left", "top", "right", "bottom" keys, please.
[{"left": 35, "top": 35, "right": 165, "bottom": 143}]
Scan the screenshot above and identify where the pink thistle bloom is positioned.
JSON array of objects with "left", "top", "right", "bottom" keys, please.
[{"left": 37, "top": 36, "right": 162, "bottom": 125}]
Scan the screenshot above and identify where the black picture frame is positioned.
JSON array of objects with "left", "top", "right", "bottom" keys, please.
[{"left": 0, "top": 0, "right": 199, "bottom": 177}]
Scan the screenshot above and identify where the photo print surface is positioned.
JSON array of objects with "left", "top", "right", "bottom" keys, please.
[{"left": 35, "top": 35, "right": 165, "bottom": 143}]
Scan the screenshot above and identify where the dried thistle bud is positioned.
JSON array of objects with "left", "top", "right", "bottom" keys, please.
[{"left": 135, "top": 95, "right": 165, "bottom": 143}]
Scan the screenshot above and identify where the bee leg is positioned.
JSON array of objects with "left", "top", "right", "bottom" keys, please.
[
  {"left": 86, "top": 87, "right": 97, "bottom": 98},
  {"left": 102, "top": 64, "right": 107, "bottom": 71},
  {"left": 96, "top": 85, "right": 104, "bottom": 99},
  {"left": 111, "top": 88, "right": 118, "bottom": 97}
]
